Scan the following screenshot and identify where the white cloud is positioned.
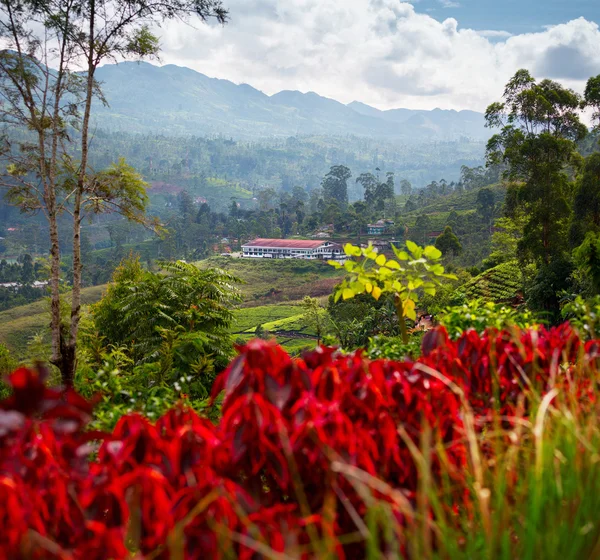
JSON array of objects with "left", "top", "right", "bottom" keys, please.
[
  {"left": 477, "top": 29, "right": 513, "bottom": 39},
  {"left": 439, "top": 0, "right": 461, "bottom": 8},
  {"left": 152, "top": 2, "right": 600, "bottom": 112}
]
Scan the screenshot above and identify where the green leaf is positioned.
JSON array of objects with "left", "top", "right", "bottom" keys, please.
[
  {"left": 342, "top": 288, "right": 354, "bottom": 300},
  {"left": 393, "top": 247, "right": 410, "bottom": 261},
  {"left": 344, "top": 260, "right": 355, "bottom": 272},
  {"left": 403, "top": 299, "right": 417, "bottom": 321},
  {"left": 386, "top": 260, "right": 401, "bottom": 270},
  {"left": 327, "top": 260, "right": 342, "bottom": 268},
  {"left": 372, "top": 286, "right": 382, "bottom": 300},
  {"left": 375, "top": 254, "right": 387, "bottom": 266},
  {"left": 378, "top": 267, "right": 393, "bottom": 277},
  {"left": 423, "top": 245, "right": 442, "bottom": 260},
  {"left": 406, "top": 240, "right": 419, "bottom": 255}
]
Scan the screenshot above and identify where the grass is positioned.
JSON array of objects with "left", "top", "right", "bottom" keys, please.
[
  {"left": 0, "top": 284, "right": 107, "bottom": 357},
  {"left": 231, "top": 304, "right": 303, "bottom": 333},
  {"left": 231, "top": 302, "right": 318, "bottom": 354},
  {"left": 199, "top": 257, "right": 344, "bottom": 304}
]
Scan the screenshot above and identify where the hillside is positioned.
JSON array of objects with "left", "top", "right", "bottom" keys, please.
[
  {"left": 0, "top": 285, "right": 107, "bottom": 357},
  {"left": 198, "top": 257, "right": 344, "bottom": 304},
  {"left": 460, "top": 261, "right": 524, "bottom": 304},
  {"left": 92, "top": 62, "right": 491, "bottom": 142}
]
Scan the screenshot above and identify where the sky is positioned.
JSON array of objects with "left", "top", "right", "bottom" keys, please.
[{"left": 152, "top": 0, "right": 600, "bottom": 112}]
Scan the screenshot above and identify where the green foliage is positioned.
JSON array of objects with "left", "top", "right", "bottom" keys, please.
[
  {"left": 435, "top": 225, "right": 463, "bottom": 257},
  {"left": 561, "top": 295, "right": 600, "bottom": 339},
  {"left": 301, "top": 296, "right": 327, "bottom": 344},
  {"left": 330, "top": 241, "right": 456, "bottom": 343},
  {"left": 570, "top": 153, "right": 600, "bottom": 246},
  {"left": 439, "top": 300, "right": 534, "bottom": 339},
  {"left": 573, "top": 232, "right": 600, "bottom": 295},
  {"left": 76, "top": 346, "right": 221, "bottom": 431},
  {"left": 367, "top": 333, "right": 423, "bottom": 361},
  {"left": 85, "top": 256, "right": 241, "bottom": 398},
  {"left": 460, "top": 260, "right": 523, "bottom": 304},
  {"left": 0, "top": 343, "right": 17, "bottom": 399}
]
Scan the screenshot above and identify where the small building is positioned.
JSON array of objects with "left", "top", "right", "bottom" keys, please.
[
  {"left": 241, "top": 238, "right": 344, "bottom": 260},
  {"left": 367, "top": 219, "right": 395, "bottom": 236}
]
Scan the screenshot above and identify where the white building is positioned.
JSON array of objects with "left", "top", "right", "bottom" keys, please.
[{"left": 241, "top": 238, "right": 344, "bottom": 260}]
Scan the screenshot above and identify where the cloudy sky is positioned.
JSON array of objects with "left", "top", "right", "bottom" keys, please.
[{"left": 154, "top": 0, "right": 600, "bottom": 112}]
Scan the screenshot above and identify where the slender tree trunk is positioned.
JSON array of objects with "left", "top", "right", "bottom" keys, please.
[
  {"left": 48, "top": 17, "right": 71, "bottom": 384},
  {"left": 65, "top": 0, "right": 95, "bottom": 385},
  {"left": 48, "top": 196, "right": 63, "bottom": 369}
]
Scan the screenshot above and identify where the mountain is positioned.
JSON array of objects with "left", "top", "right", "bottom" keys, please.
[{"left": 92, "top": 61, "right": 490, "bottom": 142}]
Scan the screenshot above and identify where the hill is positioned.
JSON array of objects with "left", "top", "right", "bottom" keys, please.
[
  {"left": 199, "top": 257, "right": 344, "bottom": 304},
  {"left": 0, "top": 285, "right": 107, "bottom": 357},
  {"left": 92, "top": 61, "right": 491, "bottom": 142},
  {"left": 460, "top": 261, "right": 524, "bottom": 304}
]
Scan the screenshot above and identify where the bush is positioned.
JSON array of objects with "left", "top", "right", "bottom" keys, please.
[
  {"left": 439, "top": 299, "right": 534, "bottom": 338},
  {"left": 2, "top": 325, "right": 600, "bottom": 558},
  {"left": 561, "top": 294, "right": 600, "bottom": 339}
]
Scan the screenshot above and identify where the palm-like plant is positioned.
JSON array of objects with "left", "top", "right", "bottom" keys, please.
[{"left": 91, "top": 257, "right": 241, "bottom": 373}]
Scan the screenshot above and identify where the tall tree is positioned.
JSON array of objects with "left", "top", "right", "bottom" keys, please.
[
  {"left": 322, "top": 165, "right": 351, "bottom": 206},
  {"left": 399, "top": 179, "right": 412, "bottom": 196},
  {"left": 485, "top": 69, "right": 586, "bottom": 267},
  {"left": 356, "top": 172, "right": 377, "bottom": 207},
  {"left": 435, "top": 226, "right": 462, "bottom": 257},
  {"left": 476, "top": 187, "right": 496, "bottom": 233},
  {"left": 0, "top": 0, "right": 228, "bottom": 385}
]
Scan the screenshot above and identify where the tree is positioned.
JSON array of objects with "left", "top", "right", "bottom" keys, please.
[
  {"left": 0, "top": 0, "right": 228, "bottom": 386},
  {"left": 356, "top": 173, "right": 378, "bottom": 206},
  {"left": 485, "top": 69, "right": 586, "bottom": 267},
  {"left": 584, "top": 74, "right": 600, "bottom": 128},
  {"left": 476, "top": 187, "right": 496, "bottom": 231},
  {"left": 329, "top": 241, "right": 455, "bottom": 344},
  {"left": 411, "top": 214, "right": 431, "bottom": 245},
  {"left": 570, "top": 153, "right": 600, "bottom": 246},
  {"left": 301, "top": 296, "right": 327, "bottom": 345},
  {"left": 322, "top": 165, "right": 351, "bottom": 206},
  {"left": 91, "top": 257, "right": 241, "bottom": 370},
  {"left": 399, "top": 179, "right": 412, "bottom": 196},
  {"left": 435, "top": 226, "right": 462, "bottom": 257}
]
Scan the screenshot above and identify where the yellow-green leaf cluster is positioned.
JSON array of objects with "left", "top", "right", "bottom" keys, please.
[{"left": 329, "top": 241, "right": 456, "bottom": 322}]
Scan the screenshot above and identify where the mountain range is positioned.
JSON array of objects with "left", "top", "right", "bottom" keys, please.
[{"left": 92, "top": 61, "right": 490, "bottom": 142}]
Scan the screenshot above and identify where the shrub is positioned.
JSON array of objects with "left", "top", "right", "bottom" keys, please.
[
  {"left": 1, "top": 325, "right": 600, "bottom": 558},
  {"left": 439, "top": 299, "right": 534, "bottom": 338},
  {"left": 561, "top": 295, "right": 600, "bottom": 339}
]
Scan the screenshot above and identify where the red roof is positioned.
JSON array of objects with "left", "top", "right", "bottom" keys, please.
[{"left": 242, "top": 238, "right": 325, "bottom": 249}]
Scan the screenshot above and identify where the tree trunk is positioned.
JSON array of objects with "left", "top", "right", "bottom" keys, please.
[
  {"left": 65, "top": 0, "right": 96, "bottom": 385},
  {"left": 394, "top": 295, "right": 409, "bottom": 345},
  {"left": 48, "top": 206, "right": 63, "bottom": 370}
]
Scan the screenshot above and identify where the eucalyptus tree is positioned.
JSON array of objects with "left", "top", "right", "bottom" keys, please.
[
  {"left": 0, "top": 0, "right": 228, "bottom": 385},
  {"left": 485, "top": 69, "right": 587, "bottom": 267}
]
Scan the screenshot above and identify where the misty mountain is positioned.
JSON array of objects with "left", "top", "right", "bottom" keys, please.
[{"left": 92, "top": 61, "right": 490, "bottom": 142}]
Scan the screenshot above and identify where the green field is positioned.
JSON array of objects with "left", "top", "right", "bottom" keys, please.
[
  {"left": 199, "top": 257, "right": 344, "bottom": 304},
  {"left": 231, "top": 304, "right": 304, "bottom": 333},
  {"left": 0, "top": 257, "right": 342, "bottom": 359},
  {"left": 0, "top": 285, "right": 107, "bottom": 357},
  {"left": 461, "top": 261, "right": 523, "bottom": 303},
  {"left": 231, "top": 302, "right": 318, "bottom": 354}
]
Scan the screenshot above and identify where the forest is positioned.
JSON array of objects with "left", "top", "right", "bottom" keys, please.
[{"left": 3, "top": 0, "right": 600, "bottom": 558}]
